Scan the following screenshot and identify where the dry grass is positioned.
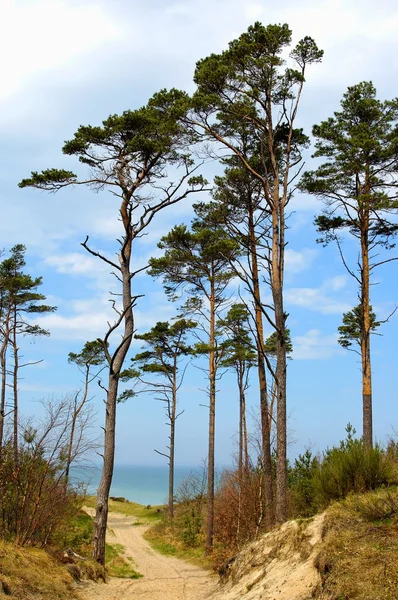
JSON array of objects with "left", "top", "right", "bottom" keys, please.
[
  {"left": 0, "top": 541, "right": 79, "bottom": 600},
  {"left": 315, "top": 487, "right": 398, "bottom": 600}
]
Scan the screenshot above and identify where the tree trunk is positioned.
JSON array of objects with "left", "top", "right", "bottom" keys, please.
[
  {"left": 0, "top": 345, "right": 6, "bottom": 450},
  {"left": 93, "top": 371, "right": 118, "bottom": 564},
  {"left": 248, "top": 205, "right": 274, "bottom": 527},
  {"left": 272, "top": 197, "right": 288, "bottom": 524},
  {"left": 93, "top": 200, "right": 134, "bottom": 565},
  {"left": 242, "top": 389, "right": 249, "bottom": 473},
  {"left": 12, "top": 308, "right": 19, "bottom": 463},
  {"left": 238, "top": 364, "right": 244, "bottom": 480},
  {"left": 361, "top": 214, "right": 372, "bottom": 447},
  {"left": 168, "top": 370, "right": 177, "bottom": 520},
  {"left": 206, "top": 275, "right": 216, "bottom": 552}
]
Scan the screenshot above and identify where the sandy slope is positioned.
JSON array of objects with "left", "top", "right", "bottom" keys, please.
[
  {"left": 79, "top": 509, "right": 217, "bottom": 600},
  {"left": 212, "top": 514, "right": 324, "bottom": 600}
]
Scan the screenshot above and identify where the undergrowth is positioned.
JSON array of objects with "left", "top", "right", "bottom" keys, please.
[
  {"left": 0, "top": 541, "right": 79, "bottom": 600},
  {"left": 316, "top": 487, "right": 398, "bottom": 600}
]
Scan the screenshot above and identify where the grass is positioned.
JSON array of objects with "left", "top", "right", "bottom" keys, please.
[
  {"left": 315, "top": 487, "right": 398, "bottom": 600},
  {"left": 144, "top": 520, "right": 212, "bottom": 570},
  {"left": 84, "top": 495, "right": 164, "bottom": 523},
  {"left": 0, "top": 541, "right": 79, "bottom": 600},
  {"left": 105, "top": 542, "right": 142, "bottom": 579},
  {"left": 74, "top": 502, "right": 144, "bottom": 578}
]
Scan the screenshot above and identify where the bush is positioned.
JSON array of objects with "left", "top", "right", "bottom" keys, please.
[
  {"left": 288, "top": 450, "right": 319, "bottom": 517},
  {"left": 313, "top": 425, "right": 397, "bottom": 507},
  {"left": 0, "top": 442, "right": 79, "bottom": 547}
]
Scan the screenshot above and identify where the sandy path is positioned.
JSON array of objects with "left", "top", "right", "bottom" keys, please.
[{"left": 80, "top": 509, "right": 217, "bottom": 600}]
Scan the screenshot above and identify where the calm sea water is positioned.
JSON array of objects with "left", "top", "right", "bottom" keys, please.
[{"left": 73, "top": 464, "right": 199, "bottom": 506}]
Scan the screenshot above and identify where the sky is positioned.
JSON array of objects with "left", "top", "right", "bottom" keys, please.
[{"left": 1, "top": 0, "right": 397, "bottom": 469}]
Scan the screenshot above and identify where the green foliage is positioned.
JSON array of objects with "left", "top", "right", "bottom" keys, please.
[
  {"left": 193, "top": 22, "right": 322, "bottom": 114},
  {"left": 55, "top": 510, "right": 93, "bottom": 553},
  {"left": 288, "top": 450, "right": 319, "bottom": 517},
  {"left": 218, "top": 303, "right": 257, "bottom": 369},
  {"left": 148, "top": 202, "right": 239, "bottom": 305},
  {"left": 192, "top": 22, "right": 322, "bottom": 178},
  {"left": 338, "top": 304, "right": 381, "bottom": 349},
  {"left": 68, "top": 339, "right": 107, "bottom": 368},
  {"left": 180, "top": 507, "right": 203, "bottom": 547},
  {"left": 18, "top": 89, "right": 204, "bottom": 194},
  {"left": 313, "top": 425, "right": 397, "bottom": 507},
  {"left": 263, "top": 328, "right": 293, "bottom": 356},
  {"left": 19, "top": 169, "right": 77, "bottom": 188},
  {"left": 0, "top": 244, "right": 56, "bottom": 336},
  {"left": 302, "top": 82, "right": 398, "bottom": 248},
  {"left": 132, "top": 319, "right": 197, "bottom": 376}
]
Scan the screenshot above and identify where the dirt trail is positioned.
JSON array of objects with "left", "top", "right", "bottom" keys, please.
[{"left": 80, "top": 509, "right": 217, "bottom": 600}]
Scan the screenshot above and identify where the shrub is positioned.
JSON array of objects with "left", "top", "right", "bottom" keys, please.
[
  {"left": 0, "top": 442, "right": 78, "bottom": 547},
  {"left": 313, "top": 425, "right": 397, "bottom": 507},
  {"left": 288, "top": 450, "right": 319, "bottom": 517}
]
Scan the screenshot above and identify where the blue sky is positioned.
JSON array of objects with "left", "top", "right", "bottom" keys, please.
[{"left": 1, "top": 0, "right": 397, "bottom": 467}]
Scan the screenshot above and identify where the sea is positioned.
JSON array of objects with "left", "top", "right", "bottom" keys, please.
[{"left": 72, "top": 464, "right": 201, "bottom": 506}]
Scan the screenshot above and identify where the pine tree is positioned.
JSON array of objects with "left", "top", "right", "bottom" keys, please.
[
  {"left": 19, "top": 89, "right": 208, "bottom": 564},
  {"left": 66, "top": 340, "right": 106, "bottom": 488},
  {"left": 219, "top": 303, "right": 257, "bottom": 476},
  {"left": 0, "top": 245, "right": 55, "bottom": 459},
  {"left": 127, "top": 319, "right": 196, "bottom": 519},
  {"left": 301, "top": 82, "right": 398, "bottom": 447},
  {"left": 190, "top": 22, "right": 323, "bottom": 521},
  {"left": 148, "top": 203, "right": 239, "bottom": 551}
]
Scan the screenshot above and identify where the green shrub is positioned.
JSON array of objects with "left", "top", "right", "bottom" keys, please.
[
  {"left": 314, "top": 425, "right": 396, "bottom": 507},
  {"left": 289, "top": 450, "right": 319, "bottom": 517},
  {"left": 180, "top": 507, "right": 202, "bottom": 547}
]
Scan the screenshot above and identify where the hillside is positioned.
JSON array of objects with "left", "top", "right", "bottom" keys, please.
[
  {"left": 213, "top": 515, "right": 324, "bottom": 600},
  {"left": 1, "top": 488, "right": 397, "bottom": 600},
  {"left": 212, "top": 487, "right": 398, "bottom": 600},
  {"left": 0, "top": 541, "right": 79, "bottom": 600}
]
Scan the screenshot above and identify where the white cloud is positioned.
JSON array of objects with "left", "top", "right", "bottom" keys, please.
[
  {"left": 286, "top": 277, "right": 351, "bottom": 314},
  {"left": 292, "top": 329, "right": 342, "bottom": 360},
  {"left": 30, "top": 310, "right": 111, "bottom": 341},
  {"left": 30, "top": 288, "right": 176, "bottom": 342},
  {"left": 44, "top": 253, "right": 107, "bottom": 276},
  {"left": 325, "top": 275, "right": 348, "bottom": 292},
  {"left": 0, "top": 0, "right": 122, "bottom": 101},
  {"left": 285, "top": 248, "right": 317, "bottom": 275}
]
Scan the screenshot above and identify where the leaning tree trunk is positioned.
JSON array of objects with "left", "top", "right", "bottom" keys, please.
[
  {"left": 93, "top": 200, "right": 134, "bottom": 566},
  {"left": 206, "top": 275, "right": 216, "bottom": 552},
  {"left": 360, "top": 217, "right": 372, "bottom": 448},
  {"left": 248, "top": 205, "right": 274, "bottom": 527}
]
